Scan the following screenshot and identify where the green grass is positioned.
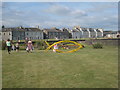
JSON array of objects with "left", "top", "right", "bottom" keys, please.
[{"left": 2, "top": 46, "right": 118, "bottom": 88}]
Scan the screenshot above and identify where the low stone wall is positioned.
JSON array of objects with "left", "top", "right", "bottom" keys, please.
[{"left": 85, "top": 39, "right": 119, "bottom": 46}]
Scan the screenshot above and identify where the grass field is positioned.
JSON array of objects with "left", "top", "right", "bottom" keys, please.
[{"left": 2, "top": 45, "right": 118, "bottom": 88}]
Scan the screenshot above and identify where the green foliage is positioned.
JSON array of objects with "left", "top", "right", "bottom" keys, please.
[
  {"left": 34, "top": 40, "right": 47, "bottom": 50},
  {"left": 2, "top": 40, "right": 6, "bottom": 50},
  {"left": 92, "top": 43, "right": 103, "bottom": 49},
  {"left": 2, "top": 46, "right": 118, "bottom": 88}
]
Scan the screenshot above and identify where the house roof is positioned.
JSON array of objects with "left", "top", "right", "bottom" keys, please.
[
  {"left": 71, "top": 29, "right": 79, "bottom": 32},
  {"left": 2, "top": 27, "right": 42, "bottom": 32},
  {"left": 89, "top": 28, "right": 95, "bottom": 32},
  {"left": 103, "top": 31, "right": 118, "bottom": 34},
  {"left": 43, "top": 29, "right": 62, "bottom": 32},
  {"left": 25, "top": 28, "right": 42, "bottom": 32},
  {"left": 81, "top": 28, "right": 88, "bottom": 32},
  {"left": 2, "top": 28, "right": 25, "bottom": 32},
  {"left": 96, "top": 29, "right": 101, "bottom": 32}
]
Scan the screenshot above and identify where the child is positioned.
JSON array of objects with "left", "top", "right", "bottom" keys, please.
[
  {"left": 12, "top": 43, "right": 15, "bottom": 51},
  {"left": 6, "top": 39, "right": 11, "bottom": 54},
  {"left": 15, "top": 42, "right": 19, "bottom": 52},
  {"left": 53, "top": 44, "right": 58, "bottom": 52},
  {"left": 27, "top": 40, "right": 33, "bottom": 53}
]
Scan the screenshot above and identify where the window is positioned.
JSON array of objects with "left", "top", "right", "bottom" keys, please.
[
  {"left": 26, "top": 33, "right": 28, "bottom": 35},
  {"left": 4, "top": 33, "right": 5, "bottom": 35},
  {"left": 9, "top": 33, "right": 11, "bottom": 35},
  {"left": 51, "top": 32, "right": 53, "bottom": 35},
  {"left": 0, "top": 33, "right": 1, "bottom": 35},
  {"left": 18, "top": 37, "right": 20, "bottom": 40}
]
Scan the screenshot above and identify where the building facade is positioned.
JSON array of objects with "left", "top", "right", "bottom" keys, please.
[
  {"left": 103, "top": 31, "right": 119, "bottom": 38},
  {"left": 70, "top": 26, "right": 103, "bottom": 39},
  {"left": 96, "top": 28, "right": 103, "bottom": 38},
  {"left": 82, "top": 28, "right": 90, "bottom": 38},
  {"left": 70, "top": 29, "right": 82, "bottom": 39},
  {"left": 25, "top": 28, "right": 43, "bottom": 40},
  {"left": 0, "top": 26, "right": 105, "bottom": 41},
  {"left": 43, "top": 28, "right": 69, "bottom": 39},
  {"left": 89, "top": 28, "right": 96, "bottom": 38},
  {"left": 1, "top": 27, "right": 43, "bottom": 40}
]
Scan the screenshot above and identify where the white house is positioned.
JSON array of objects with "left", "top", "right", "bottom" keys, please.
[
  {"left": 96, "top": 28, "right": 103, "bottom": 38},
  {"left": 70, "top": 26, "right": 103, "bottom": 39},
  {"left": 104, "top": 31, "right": 119, "bottom": 38},
  {"left": 82, "top": 28, "right": 89, "bottom": 38},
  {"left": 70, "top": 27, "right": 82, "bottom": 39},
  {"left": 89, "top": 28, "right": 96, "bottom": 38}
]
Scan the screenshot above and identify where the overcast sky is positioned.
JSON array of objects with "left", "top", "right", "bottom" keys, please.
[{"left": 2, "top": 2, "right": 118, "bottom": 30}]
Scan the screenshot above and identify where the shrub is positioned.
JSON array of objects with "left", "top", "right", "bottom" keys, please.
[
  {"left": 35, "top": 41, "right": 46, "bottom": 50},
  {"left": 2, "top": 40, "right": 6, "bottom": 50},
  {"left": 92, "top": 43, "right": 103, "bottom": 49}
]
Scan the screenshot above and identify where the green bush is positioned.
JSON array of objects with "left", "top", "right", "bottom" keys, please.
[
  {"left": 92, "top": 43, "right": 103, "bottom": 49},
  {"left": 35, "top": 40, "right": 46, "bottom": 50},
  {"left": 2, "top": 41, "right": 6, "bottom": 50}
]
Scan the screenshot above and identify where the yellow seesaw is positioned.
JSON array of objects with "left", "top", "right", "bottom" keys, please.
[{"left": 45, "top": 40, "right": 83, "bottom": 53}]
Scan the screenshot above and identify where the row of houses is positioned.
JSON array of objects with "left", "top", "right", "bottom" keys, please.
[
  {"left": 1, "top": 27, "right": 43, "bottom": 41},
  {"left": 0, "top": 26, "right": 119, "bottom": 41},
  {"left": 103, "top": 31, "right": 120, "bottom": 38},
  {"left": 43, "top": 27, "right": 70, "bottom": 39},
  {"left": 70, "top": 26, "right": 103, "bottom": 39}
]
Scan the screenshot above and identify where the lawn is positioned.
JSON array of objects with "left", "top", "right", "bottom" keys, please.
[{"left": 2, "top": 45, "right": 118, "bottom": 88}]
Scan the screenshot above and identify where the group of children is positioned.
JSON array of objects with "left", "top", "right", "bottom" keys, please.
[
  {"left": 6, "top": 39, "right": 34, "bottom": 54},
  {"left": 6, "top": 38, "right": 73, "bottom": 54}
]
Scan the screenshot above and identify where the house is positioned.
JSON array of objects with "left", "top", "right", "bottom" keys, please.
[
  {"left": 70, "top": 26, "right": 103, "bottom": 39},
  {"left": 103, "top": 31, "right": 119, "bottom": 38},
  {"left": 81, "top": 28, "right": 90, "bottom": 38},
  {"left": 70, "top": 27, "right": 83, "bottom": 39},
  {"left": 25, "top": 28, "right": 43, "bottom": 40},
  {"left": 89, "top": 28, "right": 96, "bottom": 38},
  {"left": 1, "top": 28, "right": 13, "bottom": 41},
  {"left": 2, "top": 27, "right": 25, "bottom": 40},
  {"left": 43, "top": 27, "right": 69, "bottom": 39},
  {"left": 96, "top": 28, "right": 103, "bottom": 38},
  {"left": 43, "top": 28, "right": 62, "bottom": 39},
  {"left": 1, "top": 27, "right": 43, "bottom": 40},
  {"left": 61, "top": 28, "right": 71, "bottom": 39}
]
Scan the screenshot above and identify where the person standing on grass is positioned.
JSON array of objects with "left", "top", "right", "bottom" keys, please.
[
  {"left": 6, "top": 39, "right": 11, "bottom": 54},
  {"left": 27, "top": 40, "right": 33, "bottom": 53},
  {"left": 11, "top": 43, "right": 15, "bottom": 51},
  {"left": 15, "top": 42, "right": 19, "bottom": 52}
]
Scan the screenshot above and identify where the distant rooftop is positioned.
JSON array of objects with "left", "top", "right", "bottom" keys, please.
[{"left": 2, "top": 27, "right": 42, "bottom": 32}]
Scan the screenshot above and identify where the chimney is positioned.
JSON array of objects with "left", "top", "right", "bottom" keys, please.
[{"left": 2, "top": 25, "right": 5, "bottom": 28}]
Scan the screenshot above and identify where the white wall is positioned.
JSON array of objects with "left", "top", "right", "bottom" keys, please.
[{"left": 2, "top": 32, "right": 12, "bottom": 40}]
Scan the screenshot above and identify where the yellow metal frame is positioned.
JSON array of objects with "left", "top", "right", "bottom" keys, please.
[{"left": 45, "top": 40, "right": 83, "bottom": 53}]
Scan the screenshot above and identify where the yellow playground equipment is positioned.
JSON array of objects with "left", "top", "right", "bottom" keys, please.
[{"left": 45, "top": 40, "right": 83, "bottom": 53}]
